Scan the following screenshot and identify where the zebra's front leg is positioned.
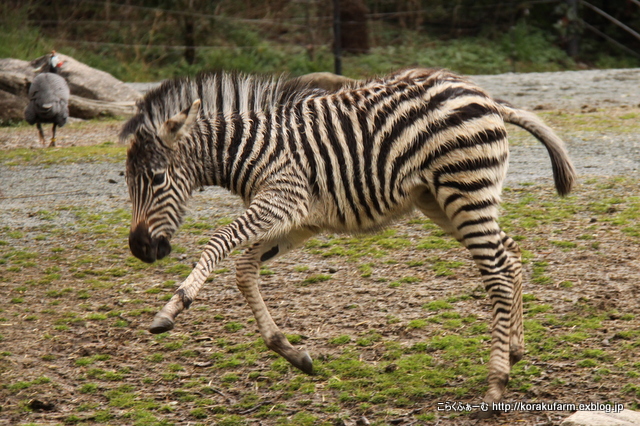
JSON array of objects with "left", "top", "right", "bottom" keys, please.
[
  {"left": 149, "top": 262, "right": 209, "bottom": 334},
  {"left": 235, "top": 230, "right": 317, "bottom": 374},
  {"left": 149, "top": 195, "right": 306, "bottom": 334}
]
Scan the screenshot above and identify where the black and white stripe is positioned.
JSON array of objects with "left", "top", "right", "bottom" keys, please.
[{"left": 123, "top": 67, "right": 575, "bottom": 411}]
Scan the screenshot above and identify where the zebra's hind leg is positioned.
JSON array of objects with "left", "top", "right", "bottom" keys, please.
[
  {"left": 235, "top": 228, "right": 318, "bottom": 374},
  {"left": 412, "top": 188, "right": 463, "bottom": 240},
  {"left": 459, "top": 216, "right": 520, "bottom": 413},
  {"left": 501, "top": 231, "right": 524, "bottom": 366},
  {"left": 413, "top": 188, "right": 519, "bottom": 415}
]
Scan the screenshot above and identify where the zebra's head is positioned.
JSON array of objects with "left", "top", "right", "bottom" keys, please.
[{"left": 124, "top": 99, "right": 201, "bottom": 263}]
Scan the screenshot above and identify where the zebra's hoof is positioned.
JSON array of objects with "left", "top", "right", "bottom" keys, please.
[
  {"left": 149, "top": 315, "right": 175, "bottom": 334},
  {"left": 293, "top": 351, "right": 314, "bottom": 375}
]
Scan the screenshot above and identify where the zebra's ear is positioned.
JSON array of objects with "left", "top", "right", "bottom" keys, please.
[{"left": 159, "top": 99, "right": 201, "bottom": 148}]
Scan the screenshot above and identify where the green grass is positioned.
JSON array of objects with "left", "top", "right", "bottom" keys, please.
[
  {"left": 423, "top": 300, "right": 453, "bottom": 311},
  {"left": 329, "top": 335, "right": 352, "bottom": 345},
  {"left": 305, "top": 229, "right": 414, "bottom": 260},
  {"left": 223, "top": 322, "right": 245, "bottom": 332},
  {"left": 7, "top": 376, "right": 51, "bottom": 391},
  {"left": 301, "top": 274, "right": 332, "bottom": 285},
  {"left": 416, "top": 235, "right": 459, "bottom": 250},
  {"left": 539, "top": 110, "right": 640, "bottom": 135},
  {"left": 2, "top": 127, "right": 640, "bottom": 426},
  {"left": 319, "top": 333, "right": 491, "bottom": 407},
  {"left": 0, "top": 141, "right": 125, "bottom": 166}
]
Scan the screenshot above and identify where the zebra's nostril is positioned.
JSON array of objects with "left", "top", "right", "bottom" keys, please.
[
  {"left": 129, "top": 224, "right": 158, "bottom": 263},
  {"left": 156, "top": 237, "right": 172, "bottom": 260}
]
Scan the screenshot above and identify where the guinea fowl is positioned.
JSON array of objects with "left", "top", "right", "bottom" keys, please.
[{"left": 24, "top": 50, "right": 70, "bottom": 147}]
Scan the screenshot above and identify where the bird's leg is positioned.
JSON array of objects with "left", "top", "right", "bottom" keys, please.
[
  {"left": 37, "top": 123, "right": 46, "bottom": 146},
  {"left": 49, "top": 124, "right": 57, "bottom": 147}
]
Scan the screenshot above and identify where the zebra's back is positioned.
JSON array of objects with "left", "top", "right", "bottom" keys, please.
[{"left": 286, "top": 68, "right": 508, "bottom": 233}]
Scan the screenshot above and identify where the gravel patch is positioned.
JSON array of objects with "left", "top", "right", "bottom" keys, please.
[
  {"left": 4, "top": 68, "right": 640, "bottom": 222},
  {"left": 130, "top": 67, "right": 640, "bottom": 111},
  {"left": 0, "top": 163, "right": 243, "bottom": 230},
  {"left": 472, "top": 68, "right": 640, "bottom": 111}
]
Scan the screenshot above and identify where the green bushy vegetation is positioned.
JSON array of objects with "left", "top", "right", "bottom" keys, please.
[
  {"left": 0, "top": 22, "right": 616, "bottom": 82},
  {"left": 1, "top": 2, "right": 638, "bottom": 83}
]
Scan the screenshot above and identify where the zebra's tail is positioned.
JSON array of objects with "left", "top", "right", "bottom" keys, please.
[{"left": 496, "top": 99, "right": 577, "bottom": 197}]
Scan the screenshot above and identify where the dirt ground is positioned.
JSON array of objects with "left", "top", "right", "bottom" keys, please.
[{"left": 1, "top": 69, "right": 639, "bottom": 426}]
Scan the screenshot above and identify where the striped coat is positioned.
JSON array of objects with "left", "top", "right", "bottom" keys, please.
[{"left": 123, "top": 68, "right": 575, "bottom": 413}]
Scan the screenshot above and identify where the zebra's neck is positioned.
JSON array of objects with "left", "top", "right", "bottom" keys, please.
[{"left": 182, "top": 110, "right": 276, "bottom": 199}]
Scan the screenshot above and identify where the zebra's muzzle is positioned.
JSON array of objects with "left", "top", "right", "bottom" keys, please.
[{"left": 129, "top": 223, "right": 172, "bottom": 263}]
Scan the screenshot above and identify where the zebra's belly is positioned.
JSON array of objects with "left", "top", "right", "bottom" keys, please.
[{"left": 305, "top": 197, "right": 416, "bottom": 234}]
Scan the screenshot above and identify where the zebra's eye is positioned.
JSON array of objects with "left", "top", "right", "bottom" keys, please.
[{"left": 152, "top": 172, "right": 166, "bottom": 186}]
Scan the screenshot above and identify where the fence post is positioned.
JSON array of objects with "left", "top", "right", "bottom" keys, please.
[
  {"left": 566, "top": 0, "right": 580, "bottom": 56},
  {"left": 333, "top": 0, "right": 342, "bottom": 75}
]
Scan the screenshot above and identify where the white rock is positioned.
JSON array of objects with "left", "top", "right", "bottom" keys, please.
[{"left": 561, "top": 410, "right": 640, "bottom": 426}]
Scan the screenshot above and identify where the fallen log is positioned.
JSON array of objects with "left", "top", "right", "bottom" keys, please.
[
  {"left": 30, "top": 53, "right": 141, "bottom": 102},
  {"left": 0, "top": 56, "right": 140, "bottom": 122},
  {"left": 0, "top": 71, "right": 30, "bottom": 96},
  {"left": 68, "top": 95, "right": 135, "bottom": 119}
]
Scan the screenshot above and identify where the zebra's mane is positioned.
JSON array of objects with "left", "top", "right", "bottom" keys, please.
[{"left": 120, "top": 71, "right": 317, "bottom": 141}]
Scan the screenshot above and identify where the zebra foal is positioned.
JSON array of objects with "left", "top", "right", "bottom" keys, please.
[{"left": 122, "top": 68, "right": 575, "bottom": 410}]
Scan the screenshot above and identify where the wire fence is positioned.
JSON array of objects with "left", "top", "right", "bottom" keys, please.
[
  {"left": 10, "top": 0, "right": 568, "bottom": 23},
  {"left": 3, "top": 0, "right": 639, "bottom": 72}
]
